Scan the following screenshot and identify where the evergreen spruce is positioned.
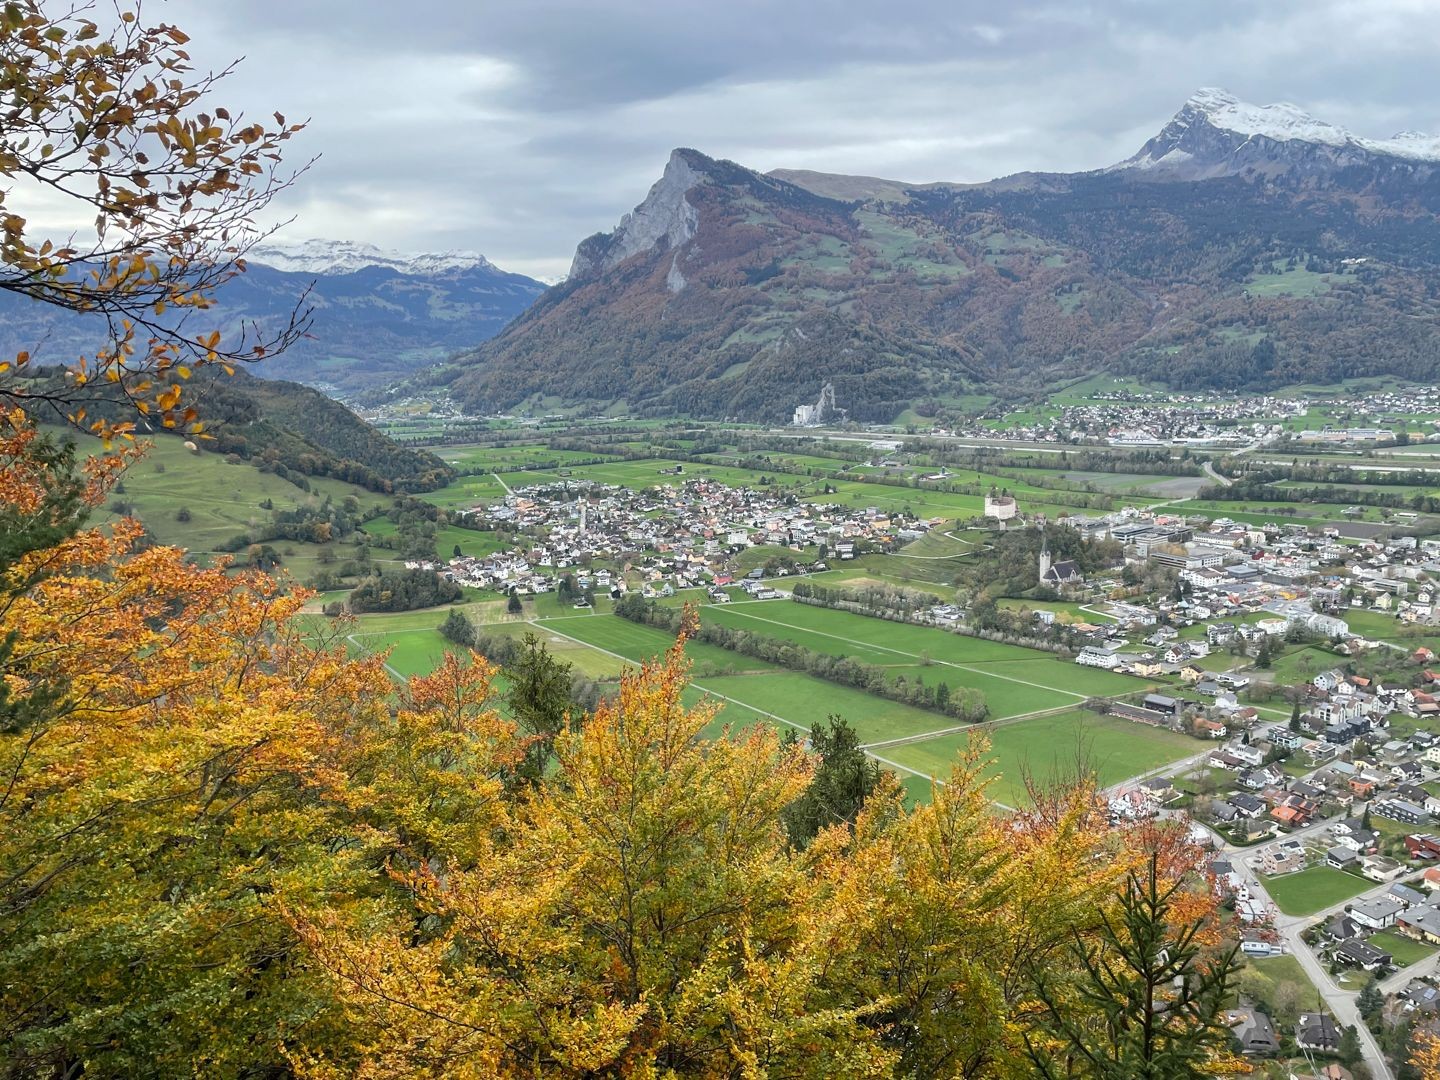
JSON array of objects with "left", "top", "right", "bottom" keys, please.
[{"left": 1025, "top": 854, "right": 1240, "bottom": 1079}]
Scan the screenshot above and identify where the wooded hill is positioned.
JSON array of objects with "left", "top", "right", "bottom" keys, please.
[{"left": 25, "top": 368, "right": 452, "bottom": 493}]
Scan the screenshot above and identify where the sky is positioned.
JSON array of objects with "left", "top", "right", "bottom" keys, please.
[{"left": 162, "top": 1, "right": 1440, "bottom": 281}]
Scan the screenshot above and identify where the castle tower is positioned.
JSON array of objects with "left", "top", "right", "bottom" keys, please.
[{"left": 1038, "top": 531, "right": 1052, "bottom": 584}]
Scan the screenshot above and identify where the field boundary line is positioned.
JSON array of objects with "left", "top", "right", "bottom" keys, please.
[
  {"left": 344, "top": 633, "right": 405, "bottom": 681},
  {"left": 860, "top": 704, "right": 1080, "bottom": 750},
  {"left": 537, "top": 620, "right": 959, "bottom": 770},
  {"left": 701, "top": 605, "right": 1090, "bottom": 701}
]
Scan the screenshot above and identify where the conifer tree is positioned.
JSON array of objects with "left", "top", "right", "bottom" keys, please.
[
  {"left": 506, "top": 632, "right": 576, "bottom": 785},
  {"left": 780, "top": 715, "right": 881, "bottom": 847},
  {"left": 1024, "top": 854, "right": 1240, "bottom": 1079}
]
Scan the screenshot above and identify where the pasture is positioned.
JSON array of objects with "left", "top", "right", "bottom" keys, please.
[{"left": 878, "top": 710, "right": 1202, "bottom": 808}]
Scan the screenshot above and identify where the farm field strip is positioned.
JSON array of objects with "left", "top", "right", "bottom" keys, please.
[
  {"left": 712, "top": 604, "right": 1086, "bottom": 698},
  {"left": 879, "top": 711, "right": 1203, "bottom": 809},
  {"left": 534, "top": 619, "right": 994, "bottom": 761}
]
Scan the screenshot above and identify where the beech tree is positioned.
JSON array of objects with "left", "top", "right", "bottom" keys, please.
[{"left": 0, "top": 1, "right": 310, "bottom": 436}]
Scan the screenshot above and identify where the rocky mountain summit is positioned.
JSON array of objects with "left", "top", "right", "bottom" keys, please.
[
  {"left": 1114, "top": 87, "right": 1440, "bottom": 179},
  {"left": 444, "top": 88, "right": 1440, "bottom": 422}
]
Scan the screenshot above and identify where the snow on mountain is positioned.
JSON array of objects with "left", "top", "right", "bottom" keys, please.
[
  {"left": 246, "top": 238, "right": 498, "bottom": 276},
  {"left": 1118, "top": 88, "right": 1440, "bottom": 176}
]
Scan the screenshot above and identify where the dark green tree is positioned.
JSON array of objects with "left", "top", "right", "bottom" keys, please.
[
  {"left": 1289, "top": 701, "right": 1302, "bottom": 733},
  {"left": 0, "top": 428, "right": 89, "bottom": 736},
  {"left": 507, "top": 589, "right": 523, "bottom": 615},
  {"left": 438, "top": 609, "right": 475, "bottom": 648},
  {"left": 780, "top": 716, "right": 881, "bottom": 848},
  {"left": 506, "top": 632, "right": 576, "bottom": 786},
  {"left": 1338, "top": 1024, "right": 1362, "bottom": 1067},
  {"left": 1357, "top": 977, "right": 1384, "bottom": 1023},
  {"left": 1024, "top": 855, "right": 1240, "bottom": 1079}
]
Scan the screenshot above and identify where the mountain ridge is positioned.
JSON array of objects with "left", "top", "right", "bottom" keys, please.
[
  {"left": 439, "top": 87, "right": 1440, "bottom": 423},
  {"left": 247, "top": 238, "right": 501, "bottom": 277},
  {"left": 0, "top": 245, "right": 547, "bottom": 396}
]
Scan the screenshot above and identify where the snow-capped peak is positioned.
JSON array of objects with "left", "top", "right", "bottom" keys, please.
[
  {"left": 245, "top": 238, "right": 497, "bottom": 276},
  {"left": 1179, "top": 87, "right": 1353, "bottom": 146},
  {"left": 1169, "top": 87, "right": 1440, "bottom": 162}
]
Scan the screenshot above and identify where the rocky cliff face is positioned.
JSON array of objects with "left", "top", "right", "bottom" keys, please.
[{"left": 569, "top": 149, "right": 705, "bottom": 279}]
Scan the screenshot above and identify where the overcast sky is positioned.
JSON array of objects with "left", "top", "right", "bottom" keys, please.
[{"left": 171, "top": 0, "right": 1440, "bottom": 281}]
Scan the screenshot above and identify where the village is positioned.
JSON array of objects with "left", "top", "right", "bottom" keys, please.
[
  {"left": 930, "top": 385, "right": 1440, "bottom": 449},
  {"left": 405, "top": 474, "right": 925, "bottom": 598}
]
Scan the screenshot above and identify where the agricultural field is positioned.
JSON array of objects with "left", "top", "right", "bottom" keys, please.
[
  {"left": 436, "top": 444, "right": 620, "bottom": 471},
  {"left": 876, "top": 710, "right": 1202, "bottom": 808},
  {"left": 699, "top": 600, "right": 1147, "bottom": 698}
]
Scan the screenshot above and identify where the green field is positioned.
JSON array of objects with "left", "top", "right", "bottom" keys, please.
[
  {"left": 1261, "top": 866, "right": 1370, "bottom": 916},
  {"left": 876, "top": 710, "right": 1202, "bottom": 808},
  {"left": 535, "top": 611, "right": 777, "bottom": 675},
  {"left": 694, "top": 672, "right": 958, "bottom": 745},
  {"left": 704, "top": 600, "right": 1146, "bottom": 700},
  {"left": 348, "top": 627, "right": 466, "bottom": 678},
  {"left": 69, "top": 431, "right": 390, "bottom": 554},
  {"left": 1369, "top": 929, "right": 1438, "bottom": 967},
  {"left": 436, "top": 445, "right": 619, "bottom": 470}
]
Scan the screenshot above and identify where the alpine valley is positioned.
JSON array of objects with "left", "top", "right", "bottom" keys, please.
[{"left": 435, "top": 88, "right": 1440, "bottom": 423}]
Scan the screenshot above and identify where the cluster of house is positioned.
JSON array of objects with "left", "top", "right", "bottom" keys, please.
[
  {"left": 1207, "top": 717, "right": 1440, "bottom": 833},
  {"left": 1062, "top": 506, "right": 1440, "bottom": 619},
  {"left": 1227, "top": 1004, "right": 1347, "bottom": 1067},
  {"left": 1317, "top": 841, "right": 1440, "bottom": 959},
  {"left": 930, "top": 385, "right": 1440, "bottom": 452},
  {"left": 438, "top": 477, "right": 928, "bottom": 595},
  {"left": 936, "top": 393, "right": 1302, "bottom": 446},
  {"left": 1054, "top": 508, "right": 1440, "bottom": 698}
]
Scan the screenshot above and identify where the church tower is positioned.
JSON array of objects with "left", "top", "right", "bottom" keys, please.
[{"left": 1038, "top": 531, "right": 1052, "bottom": 584}]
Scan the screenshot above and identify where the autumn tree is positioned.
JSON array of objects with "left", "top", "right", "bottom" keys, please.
[
  {"left": 290, "top": 634, "right": 885, "bottom": 1078},
  {"left": 0, "top": 0, "right": 310, "bottom": 437},
  {"left": 0, "top": 427, "right": 391, "bottom": 1072}
]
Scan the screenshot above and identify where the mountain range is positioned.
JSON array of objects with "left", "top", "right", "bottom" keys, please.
[
  {"left": 0, "top": 240, "right": 546, "bottom": 396},
  {"left": 438, "top": 88, "right": 1440, "bottom": 423}
]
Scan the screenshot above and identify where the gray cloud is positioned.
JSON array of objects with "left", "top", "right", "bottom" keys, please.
[{"left": 157, "top": 0, "right": 1440, "bottom": 279}]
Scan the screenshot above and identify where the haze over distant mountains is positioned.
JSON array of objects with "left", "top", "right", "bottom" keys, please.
[
  {"left": 0, "top": 238, "right": 546, "bottom": 395},
  {"left": 437, "top": 88, "right": 1440, "bottom": 422}
]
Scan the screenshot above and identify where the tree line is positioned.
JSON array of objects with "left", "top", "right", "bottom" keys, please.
[{"left": 614, "top": 594, "right": 988, "bottom": 723}]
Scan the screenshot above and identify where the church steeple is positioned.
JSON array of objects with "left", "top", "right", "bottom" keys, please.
[{"left": 1038, "top": 531, "right": 1052, "bottom": 584}]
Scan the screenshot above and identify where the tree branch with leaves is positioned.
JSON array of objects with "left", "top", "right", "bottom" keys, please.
[{"left": 0, "top": 0, "right": 312, "bottom": 436}]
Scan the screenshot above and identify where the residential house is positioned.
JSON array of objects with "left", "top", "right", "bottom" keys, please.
[
  {"left": 1406, "top": 835, "right": 1440, "bottom": 861},
  {"left": 1258, "top": 845, "right": 1304, "bottom": 875},
  {"left": 1390, "top": 883, "right": 1429, "bottom": 908},
  {"left": 1326, "top": 847, "right": 1360, "bottom": 871},
  {"left": 1398, "top": 905, "right": 1440, "bottom": 945},
  {"left": 1350, "top": 896, "right": 1403, "bottom": 930},
  {"left": 1335, "top": 938, "right": 1393, "bottom": 971},
  {"left": 1374, "top": 799, "right": 1431, "bottom": 827},
  {"left": 1361, "top": 855, "right": 1406, "bottom": 883},
  {"left": 1296, "top": 1013, "right": 1341, "bottom": 1053},
  {"left": 1229, "top": 1008, "right": 1280, "bottom": 1057}
]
